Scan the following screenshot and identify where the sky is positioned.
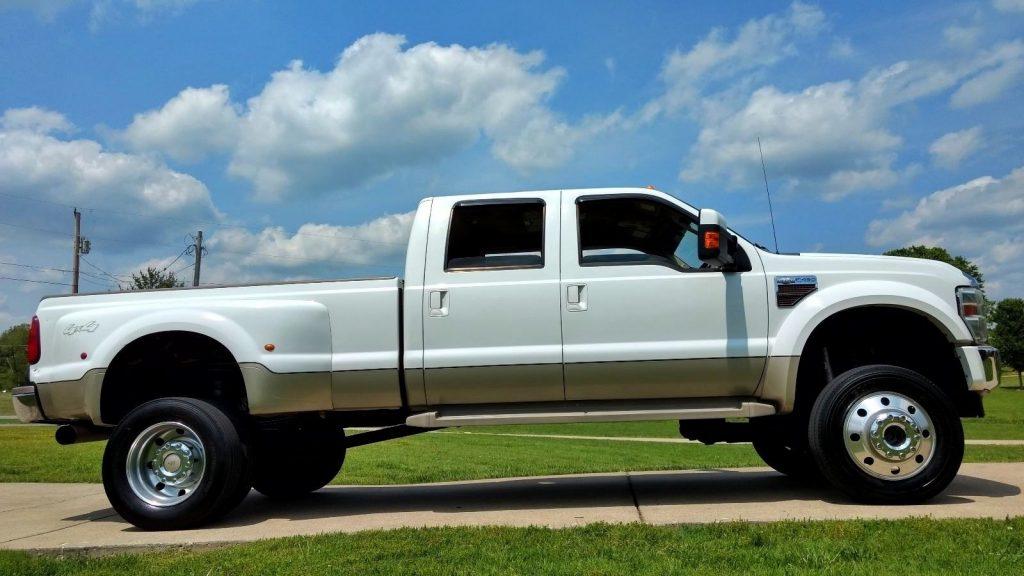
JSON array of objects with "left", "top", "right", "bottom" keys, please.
[{"left": 0, "top": 0, "right": 1023, "bottom": 329}]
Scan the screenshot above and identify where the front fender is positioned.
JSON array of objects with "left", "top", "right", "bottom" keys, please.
[{"left": 770, "top": 280, "right": 971, "bottom": 359}]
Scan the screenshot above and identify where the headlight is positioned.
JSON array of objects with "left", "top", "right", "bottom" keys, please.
[{"left": 956, "top": 285, "right": 987, "bottom": 344}]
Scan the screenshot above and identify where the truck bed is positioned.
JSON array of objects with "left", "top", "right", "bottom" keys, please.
[{"left": 32, "top": 277, "right": 405, "bottom": 420}]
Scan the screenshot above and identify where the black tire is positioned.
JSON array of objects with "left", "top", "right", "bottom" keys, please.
[
  {"left": 808, "top": 364, "right": 963, "bottom": 503},
  {"left": 751, "top": 416, "right": 822, "bottom": 481},
  {"left": 251, "top": 417, "right": 345, "bottom": 499},
  {"left": 102, "top": 397, "right": 252, "bottom": 530}
]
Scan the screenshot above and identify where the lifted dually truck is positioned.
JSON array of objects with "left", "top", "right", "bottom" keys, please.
[{"left": 13, "top": 187, "right": 1000, "bottom": 530}]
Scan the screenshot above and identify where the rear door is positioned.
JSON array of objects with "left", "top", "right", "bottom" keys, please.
[
  {"left": 421, "top": 191, "right": 564, "bottom": 405},
  {"left": 559, "top": 190, "right": 769, "bottom": 400}
]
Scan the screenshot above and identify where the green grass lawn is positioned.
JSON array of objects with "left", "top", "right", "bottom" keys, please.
[
  {"left": 0, "top": 389, "right": 13, "bottom": 416},
  {"left": 3, "top": 423, "right": 1024, "bottom": 485},
  {"left": 2, "top": 518, "right": 1022, "bottom": 575}
]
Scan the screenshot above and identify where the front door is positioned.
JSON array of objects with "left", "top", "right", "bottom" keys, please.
[
  {"left": 559, "top": 191, "right": 769, "bottom": 400},
  {"left": 422, "top": 192, "right": 564, "bottom": 405}
]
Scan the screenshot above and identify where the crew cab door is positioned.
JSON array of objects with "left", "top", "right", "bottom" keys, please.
[
  {"left": 421, "top": 192, "right": 564, "bottom": 405},
  {"left": 559, "top": 191, "right": 769, "bottom": 400}
]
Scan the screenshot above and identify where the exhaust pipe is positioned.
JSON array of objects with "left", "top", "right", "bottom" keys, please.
[{"left": 55, "top": 424, "right": 111, "bottom": 445}]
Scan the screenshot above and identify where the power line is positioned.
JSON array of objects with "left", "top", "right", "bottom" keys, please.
[
  {"left": 0, "top": 275, "right": 73, "bottom": 287},
  {"left": 0, "top": 190, "right": 407, "bottom": 247},
  {"left": 0, "top": 261, "right": 111, "bottom": 282},
  {"left": 0, "top": 218, "right": 399, "bottom": 268},
  {"left": 80, "top": 256, "right": 130, "bottom": 283}
]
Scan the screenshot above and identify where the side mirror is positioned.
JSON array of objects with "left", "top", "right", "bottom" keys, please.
[{"left": 697, "top": 209, "right": 735, "bottom": 268}]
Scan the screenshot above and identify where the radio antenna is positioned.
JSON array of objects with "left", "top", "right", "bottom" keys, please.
[{"left": 757, "top": 136, "right": 780, "bottom": 254}]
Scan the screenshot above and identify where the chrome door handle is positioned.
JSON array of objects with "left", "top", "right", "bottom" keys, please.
[
  {"left": 428, "top": 290, "right": 449, "bottom": 317},
  {"left": 567, "top": 284, "right": 587, "bottom": 312}
]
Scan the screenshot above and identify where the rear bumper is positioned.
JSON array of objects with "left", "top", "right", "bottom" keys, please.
[
  {"left": 958, "top": 345, "right": 1001, "bottom": 392},
  {"left": 11, "top": 385, "right": 46, "bottom": 423}
]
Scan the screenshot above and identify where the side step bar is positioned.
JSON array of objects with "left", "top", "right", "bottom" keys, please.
[{"left": 405, "top": 398, "right": 776, "bottom": 428}]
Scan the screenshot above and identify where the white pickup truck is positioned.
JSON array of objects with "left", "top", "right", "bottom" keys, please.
[{"left": 13, "top": 187, "right": 1000, "bottom": 530}]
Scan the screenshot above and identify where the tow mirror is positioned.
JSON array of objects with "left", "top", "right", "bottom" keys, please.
[{"left": 697, "top": 209, "right": 735, "bottom": 269}]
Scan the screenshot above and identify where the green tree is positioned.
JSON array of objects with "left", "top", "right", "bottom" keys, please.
[
  {"left": 991, "top": 298, "right": 1024, "bottom": 388},
  {"left": 884, "top": 245, "right": 984, "bottom": 288},
  {"left": 128, "top": 267, "right": 185, "bottom": 290},
  {"left": 0, "top": 323, "right": 30, "bottom": 392}
]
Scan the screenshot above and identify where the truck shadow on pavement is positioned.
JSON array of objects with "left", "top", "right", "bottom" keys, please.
[{"left": 68, "top": 468, "right": 1022, "bottom": 531}]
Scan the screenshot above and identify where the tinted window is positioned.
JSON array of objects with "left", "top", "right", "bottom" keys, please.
[
  {"left": 577, "top": 196, "right": 702, "bottom": 270},
  {"left": 446, "top": 200, "right": 544, "bottom": 271}
]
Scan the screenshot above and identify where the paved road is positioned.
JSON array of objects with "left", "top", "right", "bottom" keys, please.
[{"left": 1, "top": 462, "right": 1022, "bottom": 553}]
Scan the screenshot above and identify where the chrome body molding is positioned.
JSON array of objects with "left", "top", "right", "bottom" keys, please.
[{"left": 406, "top": 397, "right": 776, "bottom": 428}]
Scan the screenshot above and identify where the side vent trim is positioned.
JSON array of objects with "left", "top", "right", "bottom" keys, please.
[{"left": 775, "top": 276, "right": 817, "bottom": 307}]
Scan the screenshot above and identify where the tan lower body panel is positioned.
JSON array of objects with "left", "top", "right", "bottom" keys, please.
[
  {"left": 424, "top": 363, "right": 564, "bottom": 405},
  {"left": 756, "top": 356, "right": 800, "bottom": 414},
  {"left": 35, "top": 369, "right": 104, "bottom": 424},
  {"left": 564, "top": 357, "right": 766, "bottom": 401},
  {"left": 331, "top": 369, "right": 403, "bottom": 410},
  {"left": 239, "top": 363, "right": 333, "bottom": 415}
]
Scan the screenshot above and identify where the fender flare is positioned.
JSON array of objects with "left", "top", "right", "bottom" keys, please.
[{"left": 770, "top": 280, "right": 970, "bottom": 359}]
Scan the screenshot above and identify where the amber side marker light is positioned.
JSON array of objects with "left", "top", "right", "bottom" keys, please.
[
  {"left": 703, "top": 230, "right": 720, "bottom": 250},
  {"left": 264, "top": 343, "right": 276, "bottom": 352}
]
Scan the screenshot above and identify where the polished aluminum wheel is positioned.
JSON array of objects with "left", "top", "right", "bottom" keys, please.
[
  {"left": 126, "top": 421, "right": 206, "bottom": 507},
  {"left": 843, "top": 391, "right": 934, "bottom": 480}
]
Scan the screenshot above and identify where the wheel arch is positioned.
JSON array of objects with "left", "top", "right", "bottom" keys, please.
[
  {"left": 762, "top": 282, "right": 975, "bottom": 417},
  {"left": 99, "top": 326, "right": 252, "bottom": 425}
]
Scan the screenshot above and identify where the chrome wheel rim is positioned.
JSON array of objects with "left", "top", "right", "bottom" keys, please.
[
  {"left": 126, "top": 421, "right": 206, "bottom": 507},
  {"left": 843, "top": 391, "right": 934, "bottom": 481}
]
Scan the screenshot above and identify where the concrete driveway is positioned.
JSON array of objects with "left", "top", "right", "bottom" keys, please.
[{"left": 2, "top": 462, "right": 1022, "bottom": 553}]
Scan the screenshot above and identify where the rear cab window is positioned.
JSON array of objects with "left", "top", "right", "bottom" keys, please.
[{"left": 445, "top": 199, "right": 545, "bottom": 271}]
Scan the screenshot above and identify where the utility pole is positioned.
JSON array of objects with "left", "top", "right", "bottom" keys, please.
[
  {"left": 71, "top": 209, "right": 91, "bottom": 294},
  {"left": 192, "top": 230, "right": 203, "bottom": 287},
  {"left": 72, "top": 209, "right": 81, "bottom": 294}
]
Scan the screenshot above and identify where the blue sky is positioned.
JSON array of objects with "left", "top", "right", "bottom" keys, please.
[{"left": 1, "top": 0, "right": 1023, "bottom": 329}]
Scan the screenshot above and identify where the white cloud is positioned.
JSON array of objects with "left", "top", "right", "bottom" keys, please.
[
  {"left": 678, "top": 35, "right": 1024, "bottom": 199},
  {"left": 1, "top": 107, "right": 74, "bottom": 133},
  {"left": 0, "top": 0, "right": 201, "bottom": 26},
  {"left": 950, "top": 41, "right": 1024, "bottom": 108},
  {"left": 681, "top": 80, "right": 902, "bottom": 199},
  {"left": 0, "top": 0, "right": 76, "bottom": 21},
  {"left": 641, "top": 2, "right": 825, "bottom": 120},
  {"left": 116, "top": 33, "right": 599, "bottom": 201},
  {"left": 994, "top": 0, "right": 1024, "bottom": 13},
  {"left": 929, "top": 126, "right": 984, "bottom": 169},
  {"left": 943, "top": 25, "right": 982, "bottom": 48},
  {"left": 0, "top": 107, "right": 218, "bottom": 249},
  {"left": 866, "top": 167, "right": 1024, "bottom": 298},
  {"left": 828, "top": 38, "right": 855, "bottom": 59},
  {"left": 203, "top": 211, "right": 414, "bottom": 283},
  {"left": 120, "top": 84, "right": 239, "bottom": 162}
]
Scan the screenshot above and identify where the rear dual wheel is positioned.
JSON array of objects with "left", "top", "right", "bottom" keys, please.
[
  {"left": 250, "top": 416, "right": 346, "bottom": 499},
  {"left": 102, "top": 397, "right": 252, "bottom": 531}
]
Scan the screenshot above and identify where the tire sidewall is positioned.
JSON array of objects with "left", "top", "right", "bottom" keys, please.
[
  {"left": 102, "top": 397, "right": 246, "bottom": 530},
  {"left": 809, "top": 365, "right": 964, "bottom": 503}
]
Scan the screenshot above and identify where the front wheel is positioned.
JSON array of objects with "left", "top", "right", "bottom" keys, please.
[
  {"left": 808, "top": 365, "right": 964, "bottom": 503},
  {"left": 102, "top": 397, "right": 252, "bottom": 530}
]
